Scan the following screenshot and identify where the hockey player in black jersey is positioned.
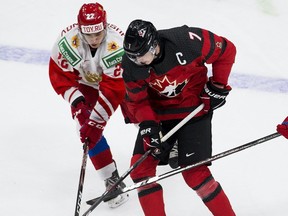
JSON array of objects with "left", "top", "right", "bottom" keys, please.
[{"left": 121, "top": 19, "right": 236, "bottom": 216}]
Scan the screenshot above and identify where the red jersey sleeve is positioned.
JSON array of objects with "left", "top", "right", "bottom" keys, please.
[
  {"left": 201, "top": 30, "right": 237, "bottom": 85},
  {"left": 48, "top": 57, "right": 80, "bottom": 96}
]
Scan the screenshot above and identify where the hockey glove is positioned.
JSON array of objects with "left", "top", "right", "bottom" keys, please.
[
  {"left": 71, "top": 97, "right": 91, "bottom": 126},
  {"left": 80, "top": 119, "right": 106, "bottom": 145},
  {"left": 277, "top": 116, "right": 288, "bottom": 139},
  {"left": 200, "top": 78, "right": 231, "bottom": 113},
  {"left": 139, "top": 121, "right": 163, "bottom": 157}
]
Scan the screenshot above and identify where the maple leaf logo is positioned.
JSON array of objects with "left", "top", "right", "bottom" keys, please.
[
  {"left": 138, "top": 28, "right": 146, "bottom": 37},
  {"left": 149, "top": 76, "right": 188, "bottom": 98}
]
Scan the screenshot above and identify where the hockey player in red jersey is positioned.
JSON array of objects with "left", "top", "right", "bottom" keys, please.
[
  {"left": 121, "top": 19, "right": 236, "bottom": 215},
  {"left": 48, "top": 2, "right": 128, "bottom": 208}
]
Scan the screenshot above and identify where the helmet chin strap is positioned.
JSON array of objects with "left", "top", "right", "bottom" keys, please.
[{"left": 153, "top": 43, "right": 162, "bottom": 61}]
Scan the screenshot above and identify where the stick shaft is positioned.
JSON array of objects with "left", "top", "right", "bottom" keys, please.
[
  {"left": 74, "top": 144, "right": 89, "bottom": 216},
  {"left": 122, "top": 132, "right": 280, "bottom": 193}
]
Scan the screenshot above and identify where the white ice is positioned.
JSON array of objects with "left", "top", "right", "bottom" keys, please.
[{"left": 1, "top": 0, "right": 288, "bottom": 215}]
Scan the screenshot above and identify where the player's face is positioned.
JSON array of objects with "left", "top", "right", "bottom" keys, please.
[
  {"left": 128, "top": 44, "right": 158, "bottom": 66},
  {"left": 135, "top": 50, "right": 155, "bottom": 65},
  {"left": 82, "top": 31, "right": 105, "bottom": 49}
]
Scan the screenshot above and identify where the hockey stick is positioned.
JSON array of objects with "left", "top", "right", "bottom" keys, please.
[
  {"left": 82, "top": 103, "right": 204, "bottom": 216},
  {"left": 120, "top": 132, "right": 281, "bottom": 193},
  {"left": 74, "top": 141, "right": 89, "bottom": 216}
]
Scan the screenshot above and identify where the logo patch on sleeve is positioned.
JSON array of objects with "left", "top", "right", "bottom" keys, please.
[
  {"left": 58, "top": 37, "right": 81, "bottom": 66},
  {"left": 102, "top": 48, "right": 124, "bottom": 68}
]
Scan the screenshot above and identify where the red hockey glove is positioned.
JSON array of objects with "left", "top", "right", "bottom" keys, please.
[
  {"left": 80, "top": 119, "right": 106, "bottom": 144},
  {"left": 277, "top": 117, "right": 288, "bottom": 139},
  {"left": 139, "top": 121, "right": 162, "bottom": 157},
  {"left": 71, "top": 98, "right": 91, "bottom": 126},
  {"left": 200, "top": 78, "right": 231, "bottom": 113}
]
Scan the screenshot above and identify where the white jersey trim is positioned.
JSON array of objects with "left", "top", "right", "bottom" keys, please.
[{"left": 63, "top": 87, "right": 83, "bottom": 104}]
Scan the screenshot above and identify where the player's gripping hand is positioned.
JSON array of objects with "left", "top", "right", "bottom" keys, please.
[
  {"left": 200, "top": 78, "right": 231, "bottom": 113},
  {"left": 277, "top": 117, "right": 288, "bottom": 139},
  {"left": 71, "top": 97, "right": 91, "bottom": 126},
  {"left": 80, "top": 119, "right": 106, "bottom": 144},
  {"left": 139, "top": 121, "right": 162, "bottom": 157}
]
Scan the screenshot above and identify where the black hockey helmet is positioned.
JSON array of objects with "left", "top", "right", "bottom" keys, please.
[{"left": 123, "top": 19, "right": 159, "bottom": 58}]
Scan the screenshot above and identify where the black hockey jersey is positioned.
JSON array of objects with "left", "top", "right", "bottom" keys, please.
[{"left": 122, "top": 25, "right": 236, "bottom": 123}]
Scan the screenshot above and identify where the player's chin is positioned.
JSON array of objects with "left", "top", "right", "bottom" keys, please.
[{"left": 90, "top": 44, "right": 100, "bottom": 49}]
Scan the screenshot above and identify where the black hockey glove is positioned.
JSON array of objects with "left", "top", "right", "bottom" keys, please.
[
  {"left": 139, "top": 120, "right": 163, "bottom": 158},
  {"left": 200, "top": 78, "right": 231, "bottom": 113}
]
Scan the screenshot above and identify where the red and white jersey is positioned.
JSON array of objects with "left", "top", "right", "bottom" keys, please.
[{"left": 49, "top": 23, "right": 125, "bottom": 122}]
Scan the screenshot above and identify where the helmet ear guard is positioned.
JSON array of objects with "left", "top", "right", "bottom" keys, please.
[
  {"left": 123, "top": 19, "right": 159, "bottom": 58},
  {"left": 77, "top": 2, "right": 107, "bottom": 34}
]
